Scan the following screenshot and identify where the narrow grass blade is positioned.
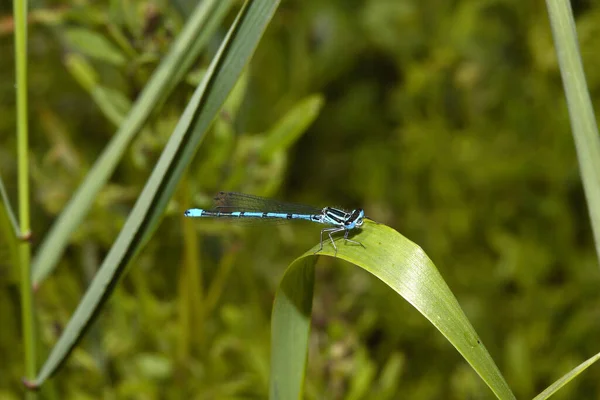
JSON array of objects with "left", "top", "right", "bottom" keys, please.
[
  {"left": 32, "top": 0, "right": 229, "bottom": 286},
  {"left": 270, "top": 256, "right": 316, "bottom": 400},
  {"left": 164, "top": 0, "right": 235, "bottom": 105},
  {"left": 63, "top": 27, "right": 127, "bottom": 66},
  {"left": 270, "top": 221, "right": 515, "bottom": 400},
  {"left": 532, "top": 352, "right": 600, "bottom": 400},
  {"left": 259, "top": 94, "right": 324, "bottom": 159},
  {"left": 13, "top": 0, "right": 37, "bottom": 394},
  {"left": 0, "top": 174, "right": 19, "bottom": 237},
  {"left": 28, "top": 0, "right": 281, "bottom": 387},
  {"left": 545, "top": 0, "right": 600, "bottom": 265},
  {"left": 0, "top": 182, "right": 19, "bottom": 280}
]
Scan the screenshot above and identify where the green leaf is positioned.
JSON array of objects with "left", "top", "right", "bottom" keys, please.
[
  {"left": 28, "top": 0, "right": 281, "bottom": 387},
  {"left": 0, "top": 173, "right": 19, "bottom": 282},
  {"left": 32, "top": 0, "right": 232, "bottom": 286},
  {"left": 532, "top": 351, "right": 600, "bottom": 400},
  {"left": 64, "top": 54, "right": 133, "bottom": 125},
  {"left": 163, "top": 0, "right": 235, "bottom": 105},
  {"left": 0, "top": 173, "right": 19, "bottom": 238},
  {"left": 63, "top": 53, "right": 99, "bottom": 91},
  {"left": 270, "top": 221, "right": 515, "bottom": 400},
  {"left": 64, "top": 27, "right": 127, "bottom": 66},
  {"left": 546, "top": 0, "right": 600, "bottom": 264},
  {"left": 259, "top": 94, "right": 324, "bottom": 160},
  {"left": 90, "top": 85, "right": 132, "bottom": 126}
]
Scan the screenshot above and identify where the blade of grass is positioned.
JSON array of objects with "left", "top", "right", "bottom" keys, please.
[
  {"left": 27, "top": 0, "right": 281, "bottom": 387},
  {"left": 164, "top": 0, "right": 235, "bottom": 104},
  {"left": 13, "top": 0, "right": 37, "bottom": 397},
  {"left": 177, "top": 174, "right": 205, "bottom": 359},
  {"left": 0, "top": 174, "right": 19, "bottom": 237},
  {"left": 270, "top": 221, "right": 515, "bottom": 400},
  {"left": 31, "top": 0, "right": 231, "bottom": 286},
  {"left": 532, "top": 351, "right": 600, "bottom": 400},
  {"left": 0, "top": 179, "right": 20, "bottom": 283},
  {"left": 270, "top": 256, "right": 315, "bottom": 400},
  {"left": 259, "top": 94, "right": 324, "bottom": 160},
  {"left": 545, "top": 0, "right": 600, "bottom": 266}
]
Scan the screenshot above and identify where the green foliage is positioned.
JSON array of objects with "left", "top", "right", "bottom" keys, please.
[
  {"left": 30, "top": 0, "right": 281, "bottom": 387},
  {"left": 2, "top": 0, "right": 600, "bottom": 398}
]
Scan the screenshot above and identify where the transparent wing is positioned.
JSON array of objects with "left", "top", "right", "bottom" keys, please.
[{"left": 212, "top": 192, "right": 321, "bottom": 214}]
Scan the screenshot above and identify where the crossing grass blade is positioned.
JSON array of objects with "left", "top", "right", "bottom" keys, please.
[
  {"left": 545, "top": 0, "right": 600, "bottom": 265},
  {"left": 0, "top": 175, "right": 19, "bottom": 282},
  {"left": 0, "top": 174, "right": 19, "bottom": 237},
  {"left": 31, "top": 0, "right": 233, "bottom": 286},
  {"left": 270, "top": 221, "right": 516, "bottom": 400},
  {"left": 532, "top": 351, "right": 600, "bottom": 400},
  {"left": 28, "top": 0, "right": 281, "bottom": 387}
]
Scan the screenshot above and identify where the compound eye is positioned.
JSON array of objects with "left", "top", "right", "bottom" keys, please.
[{"left": 347, "top": 209, "right": 365, "bottom": 227}]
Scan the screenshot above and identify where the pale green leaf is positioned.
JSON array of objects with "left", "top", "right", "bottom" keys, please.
[{"left": 270, "top": 221, "right": 515, "bottom": 400}]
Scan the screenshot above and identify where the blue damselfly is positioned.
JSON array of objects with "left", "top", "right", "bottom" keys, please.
[{"left": 184, "top": 192, "right": 366, "bottom": 255}]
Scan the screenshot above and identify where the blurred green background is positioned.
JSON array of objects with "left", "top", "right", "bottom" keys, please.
[{"left": 2, "top": 0, "right": 600, "bottom": 398}]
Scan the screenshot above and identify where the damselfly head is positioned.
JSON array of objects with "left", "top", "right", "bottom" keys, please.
[{"left": 347, "top": 209, "right": 365, "bottom": 228}]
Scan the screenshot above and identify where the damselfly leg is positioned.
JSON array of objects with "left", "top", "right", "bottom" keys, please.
[
  {"left": 316, "top": 226, "right": 365, "bottom": 256},
  {"left": 343, "top": 229, "right": 366, "bottom": 248}
]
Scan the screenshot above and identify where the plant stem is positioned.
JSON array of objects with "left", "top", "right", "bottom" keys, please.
[{"left": 13, "top": 0, "right": 37, "bottom": 393}]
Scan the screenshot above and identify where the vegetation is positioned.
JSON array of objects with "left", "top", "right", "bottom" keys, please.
[{"left": 1, "top": 0, "right": 600, "bottom": 398}]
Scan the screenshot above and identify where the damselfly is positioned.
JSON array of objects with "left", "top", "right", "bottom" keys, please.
[{"left": 184, "top": 192, "right": 366, "bottom": 255}]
